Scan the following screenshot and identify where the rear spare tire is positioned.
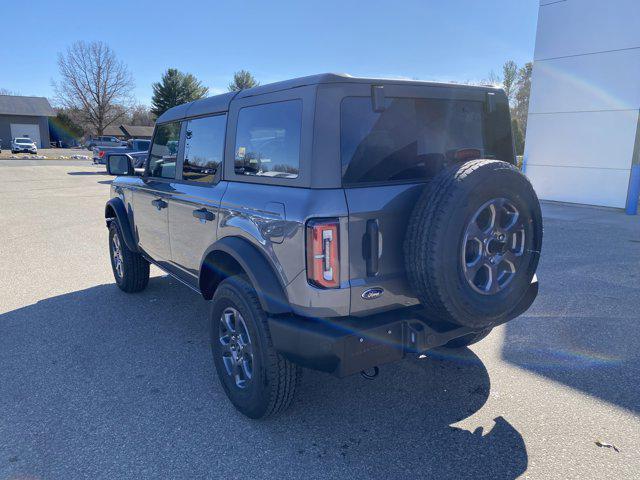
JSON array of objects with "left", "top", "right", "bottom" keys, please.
[{"left": 404, "top": 159, "right": 542, "bottom": 329}]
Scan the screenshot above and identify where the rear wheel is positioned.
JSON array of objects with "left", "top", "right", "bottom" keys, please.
[
  {"left": 404, "top": 159, "right": 542, "bottom": 329},
  {"left": 108, "top": 221, "right": 149, "bottom": 293},
  {"left": 211, "top": 276, "right": 301, "bottom": 419}
]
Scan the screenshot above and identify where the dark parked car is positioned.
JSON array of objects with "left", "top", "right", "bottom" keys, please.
[{"left": 105, "top": 74, "right": 542, "bottom": 419}]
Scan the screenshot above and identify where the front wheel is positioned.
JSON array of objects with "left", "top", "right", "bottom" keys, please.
[
  {"left": 211, "top": 275, "right": 301, "bottom": 419},
  {"left": 108, "top": 221, "right": 149, "bottom": 293}
]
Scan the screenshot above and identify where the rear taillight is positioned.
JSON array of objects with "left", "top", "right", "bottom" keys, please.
[
  {"left": 453, "top": 148, "right": 482, "bottom": 161},
  {"left": 306, "top": 219, "right": 340, "bottom": 289},
  {"left": 99, "top": 150, "right": 105, "bottom": 158}
]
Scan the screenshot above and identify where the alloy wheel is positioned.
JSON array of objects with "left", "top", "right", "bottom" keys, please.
[
  {"left": 111, "top": 232, "right": 124, "bottom": 279},
  {"left": 219, "top": 307, "right": 254, "bottom": 389},
  {"left": 462, "top": 198, "right": 526, "bottom": 295}
]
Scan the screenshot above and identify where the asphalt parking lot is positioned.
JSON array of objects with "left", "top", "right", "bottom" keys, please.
[{"left": 1, "top": 160, "right": 639, "bottom": 479}]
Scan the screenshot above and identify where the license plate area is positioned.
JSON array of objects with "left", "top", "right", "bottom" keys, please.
[{"left": 338, "top": 322, "right": 404, "bottom": 377}]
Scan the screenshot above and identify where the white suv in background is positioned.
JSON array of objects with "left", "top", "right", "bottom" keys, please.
[{"left": 11, "top": 138, "right": 38, "bottom": 154}]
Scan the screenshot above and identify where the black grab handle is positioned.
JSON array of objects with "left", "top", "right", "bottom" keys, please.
[{"left": 364, "top": 219, "right": 379, "bottom": 277}]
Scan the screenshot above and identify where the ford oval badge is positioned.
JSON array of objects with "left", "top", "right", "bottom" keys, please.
[{"left": 362, "top": 287, "right": 384, "bottom": 300}]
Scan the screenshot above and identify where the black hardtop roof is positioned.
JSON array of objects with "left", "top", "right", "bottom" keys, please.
[{"left": 156, "top": 73, "right": 500, "bottom": 124}]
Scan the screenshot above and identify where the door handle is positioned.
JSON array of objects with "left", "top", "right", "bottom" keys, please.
[
  {"left": 193, "top": 208, "right": 215, "bottom": 222},
  {"left": 151, "top": 198, "right": 168, "bottom": 210}
]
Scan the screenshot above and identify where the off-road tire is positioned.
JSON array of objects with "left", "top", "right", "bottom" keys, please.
[
  {"left": 443, "top": 328, "right": 492, "bottom": 349},
  {"left": 404, "top": 159, "right": 542, "bottom": 329},
  {"left": 108, "top": 221, "right": 149, "bottom": 293},
  {"left": 211, "top": 275, "right": 301, "bottom": 419}
]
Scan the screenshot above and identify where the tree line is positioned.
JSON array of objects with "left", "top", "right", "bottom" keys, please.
[
  {"left": 48, "top": 41, "right": 532, "bottom": 154},
  {"left": 52, "top": 41, "right": 259, "bottom": 138},
  {"left": 485, "top": 60, "right": 532, "bottom": 156}
]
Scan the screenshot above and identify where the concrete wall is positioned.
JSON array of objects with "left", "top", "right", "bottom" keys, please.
[
  {"left": 0, "top": 115, "right": 51, "bottom": 149},
  {"left": 524, "top": 0, "right": 640, "bottom": 209}
]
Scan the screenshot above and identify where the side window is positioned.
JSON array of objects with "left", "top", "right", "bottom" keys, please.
[
  {"left": 234, "top": 100, "right": 302, "bottom": 179},
  {"left": 148, "top": 122, "right": 181, "bottom": 179},
  {"left": 182, "top": 114, "right": 226, "bottom": 183}
]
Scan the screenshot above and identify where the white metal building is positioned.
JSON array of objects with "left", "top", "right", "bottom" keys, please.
[{"left": 524, "top": 0, "right": 640, "bottom": 214}]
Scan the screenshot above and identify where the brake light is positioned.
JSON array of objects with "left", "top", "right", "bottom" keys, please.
[
  {"left": 99, "top": 150, "right": 105, "bottom": 158},
  {"left": 306, "top": 219, "right": 340, "bottom": 289},
  {"left": 454, "top": 148, "right": 482, "bottom": 161}
]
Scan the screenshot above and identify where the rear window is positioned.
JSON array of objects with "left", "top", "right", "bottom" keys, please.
[{"left": 341, "top": 97, "right": 485, "bottom": 185}]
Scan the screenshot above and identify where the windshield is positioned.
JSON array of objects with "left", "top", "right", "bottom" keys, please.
[
  {"left": 16, "top": 138, "right": 33, "bottom": 144},
  {"left": 341, "top": 97, "right": 485, "bottom": 185}
]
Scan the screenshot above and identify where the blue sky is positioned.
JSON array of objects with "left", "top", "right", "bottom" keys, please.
[{"left": 0, "top": 0, "right": 539, "bottom": 105}]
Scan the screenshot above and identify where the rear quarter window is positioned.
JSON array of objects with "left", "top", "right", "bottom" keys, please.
[
  {"left": 234, "top": 100, "right": 302, "bottom": 179},
  {"left": 341, "top": 97, "right": 485, "bottom": 185}
]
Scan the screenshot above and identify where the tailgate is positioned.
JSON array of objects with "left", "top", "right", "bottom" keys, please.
[{"left": 345, "top": 183, "right": 423, "bottom": 316}]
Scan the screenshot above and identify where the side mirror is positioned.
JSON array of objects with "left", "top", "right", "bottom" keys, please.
[{"left": 106, "top": 154, "right": 134, "bottom": 176}]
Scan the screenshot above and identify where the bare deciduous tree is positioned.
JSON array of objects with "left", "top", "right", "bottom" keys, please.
[
  {"left": 513, "top": 62, "right": 533, "bottom": 134},
  {"left": 501, "top": 60, "right": 519, "bottom": 106},
  {"left": 129, "top": 104, "right": 155, "bottom": 126},
  {"left": 54, "top": 41, "right": 134, "bottom": 135},
  {"left": 484, "top": 61, "right": 518, "bottom": 106}
]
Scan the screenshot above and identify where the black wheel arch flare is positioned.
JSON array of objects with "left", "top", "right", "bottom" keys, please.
[
  {"left": 199, "top": 237, "right": 292, "bottom": 315},
  {"left": 105, "top": 198, "right": 138, "bottom": 252}
]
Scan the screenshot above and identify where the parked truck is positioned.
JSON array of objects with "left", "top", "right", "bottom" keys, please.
[{"left": 93, "top": 138, "right": 151, "bottom": 164}]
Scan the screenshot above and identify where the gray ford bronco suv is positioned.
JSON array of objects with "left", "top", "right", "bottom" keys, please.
[{"left": 105, "top": 74, "right": 542, "bottom": 419}]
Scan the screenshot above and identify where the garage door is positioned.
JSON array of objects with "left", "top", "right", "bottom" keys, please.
[{"left": 10, "top": 123, "right": 41, "bottom": 147}]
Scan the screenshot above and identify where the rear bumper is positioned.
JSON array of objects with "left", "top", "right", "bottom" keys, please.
[{"left": 269, "top": 276, "right": 538, "bottom": 377}]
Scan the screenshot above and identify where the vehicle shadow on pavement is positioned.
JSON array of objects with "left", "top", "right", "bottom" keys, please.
[
  {"left": 0, "top": 277, "right": 527, "bottom": 480},
  {"left": 277, "top": 353, "right": 528, "bottom": 479},
  {"left": 67, "top": 171, "right": 110, "bottom": 176}
]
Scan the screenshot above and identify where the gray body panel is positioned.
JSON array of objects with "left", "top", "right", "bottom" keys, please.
[
  {"left": 109, "top": 73, "right": 514, "bottom": 319},
  {"left": 344, "top": 184, "right": 424, "bottom": 315},
  {"left": 217, "top": 181, "right": 350, "bottom": 317},
  {"left": 132, "top": 180, "right": 172, "bottom": 261},
  {"left": 168, "top": 181, "right": 227, "bottom": 278}
]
